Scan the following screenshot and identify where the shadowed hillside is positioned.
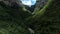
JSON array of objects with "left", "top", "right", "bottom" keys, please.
[{"left": 0, "top": 0, "right": 60, "bottom": 34}]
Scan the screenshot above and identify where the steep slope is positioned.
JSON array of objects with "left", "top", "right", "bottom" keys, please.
[{"left": 0, "top": 0, "right": 60, "bottom": 34}]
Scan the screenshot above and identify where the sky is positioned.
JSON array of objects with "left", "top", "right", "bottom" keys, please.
[{"left": 21, "top": 0, "right": 36, "bottom": 7}]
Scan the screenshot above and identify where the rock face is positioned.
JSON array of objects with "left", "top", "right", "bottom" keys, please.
[
  {"left": 0, "top": 0, "right": 20, "bottom": 8},
  {"left": 0, "top": 0, "right": 48, "bottom": 12},
  {"left": 24, "top": 0, "right": 48, "bottom": 12}
]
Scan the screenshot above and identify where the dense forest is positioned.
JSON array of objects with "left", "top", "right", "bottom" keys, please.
[{"left": 0, "top": 0, "right": 60, "bottom": 34}]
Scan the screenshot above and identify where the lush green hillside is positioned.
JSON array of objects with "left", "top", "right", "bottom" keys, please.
[
  {"left": 0, "top": 0, "right": 60, "bottom": 34},
  {"left": 27, "top": 0, "right": 60, "bottom": 34}
]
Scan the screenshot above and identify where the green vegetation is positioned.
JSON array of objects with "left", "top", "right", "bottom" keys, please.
[{"left": 0, "top": 0, "right": 60, "bottom": 34}]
